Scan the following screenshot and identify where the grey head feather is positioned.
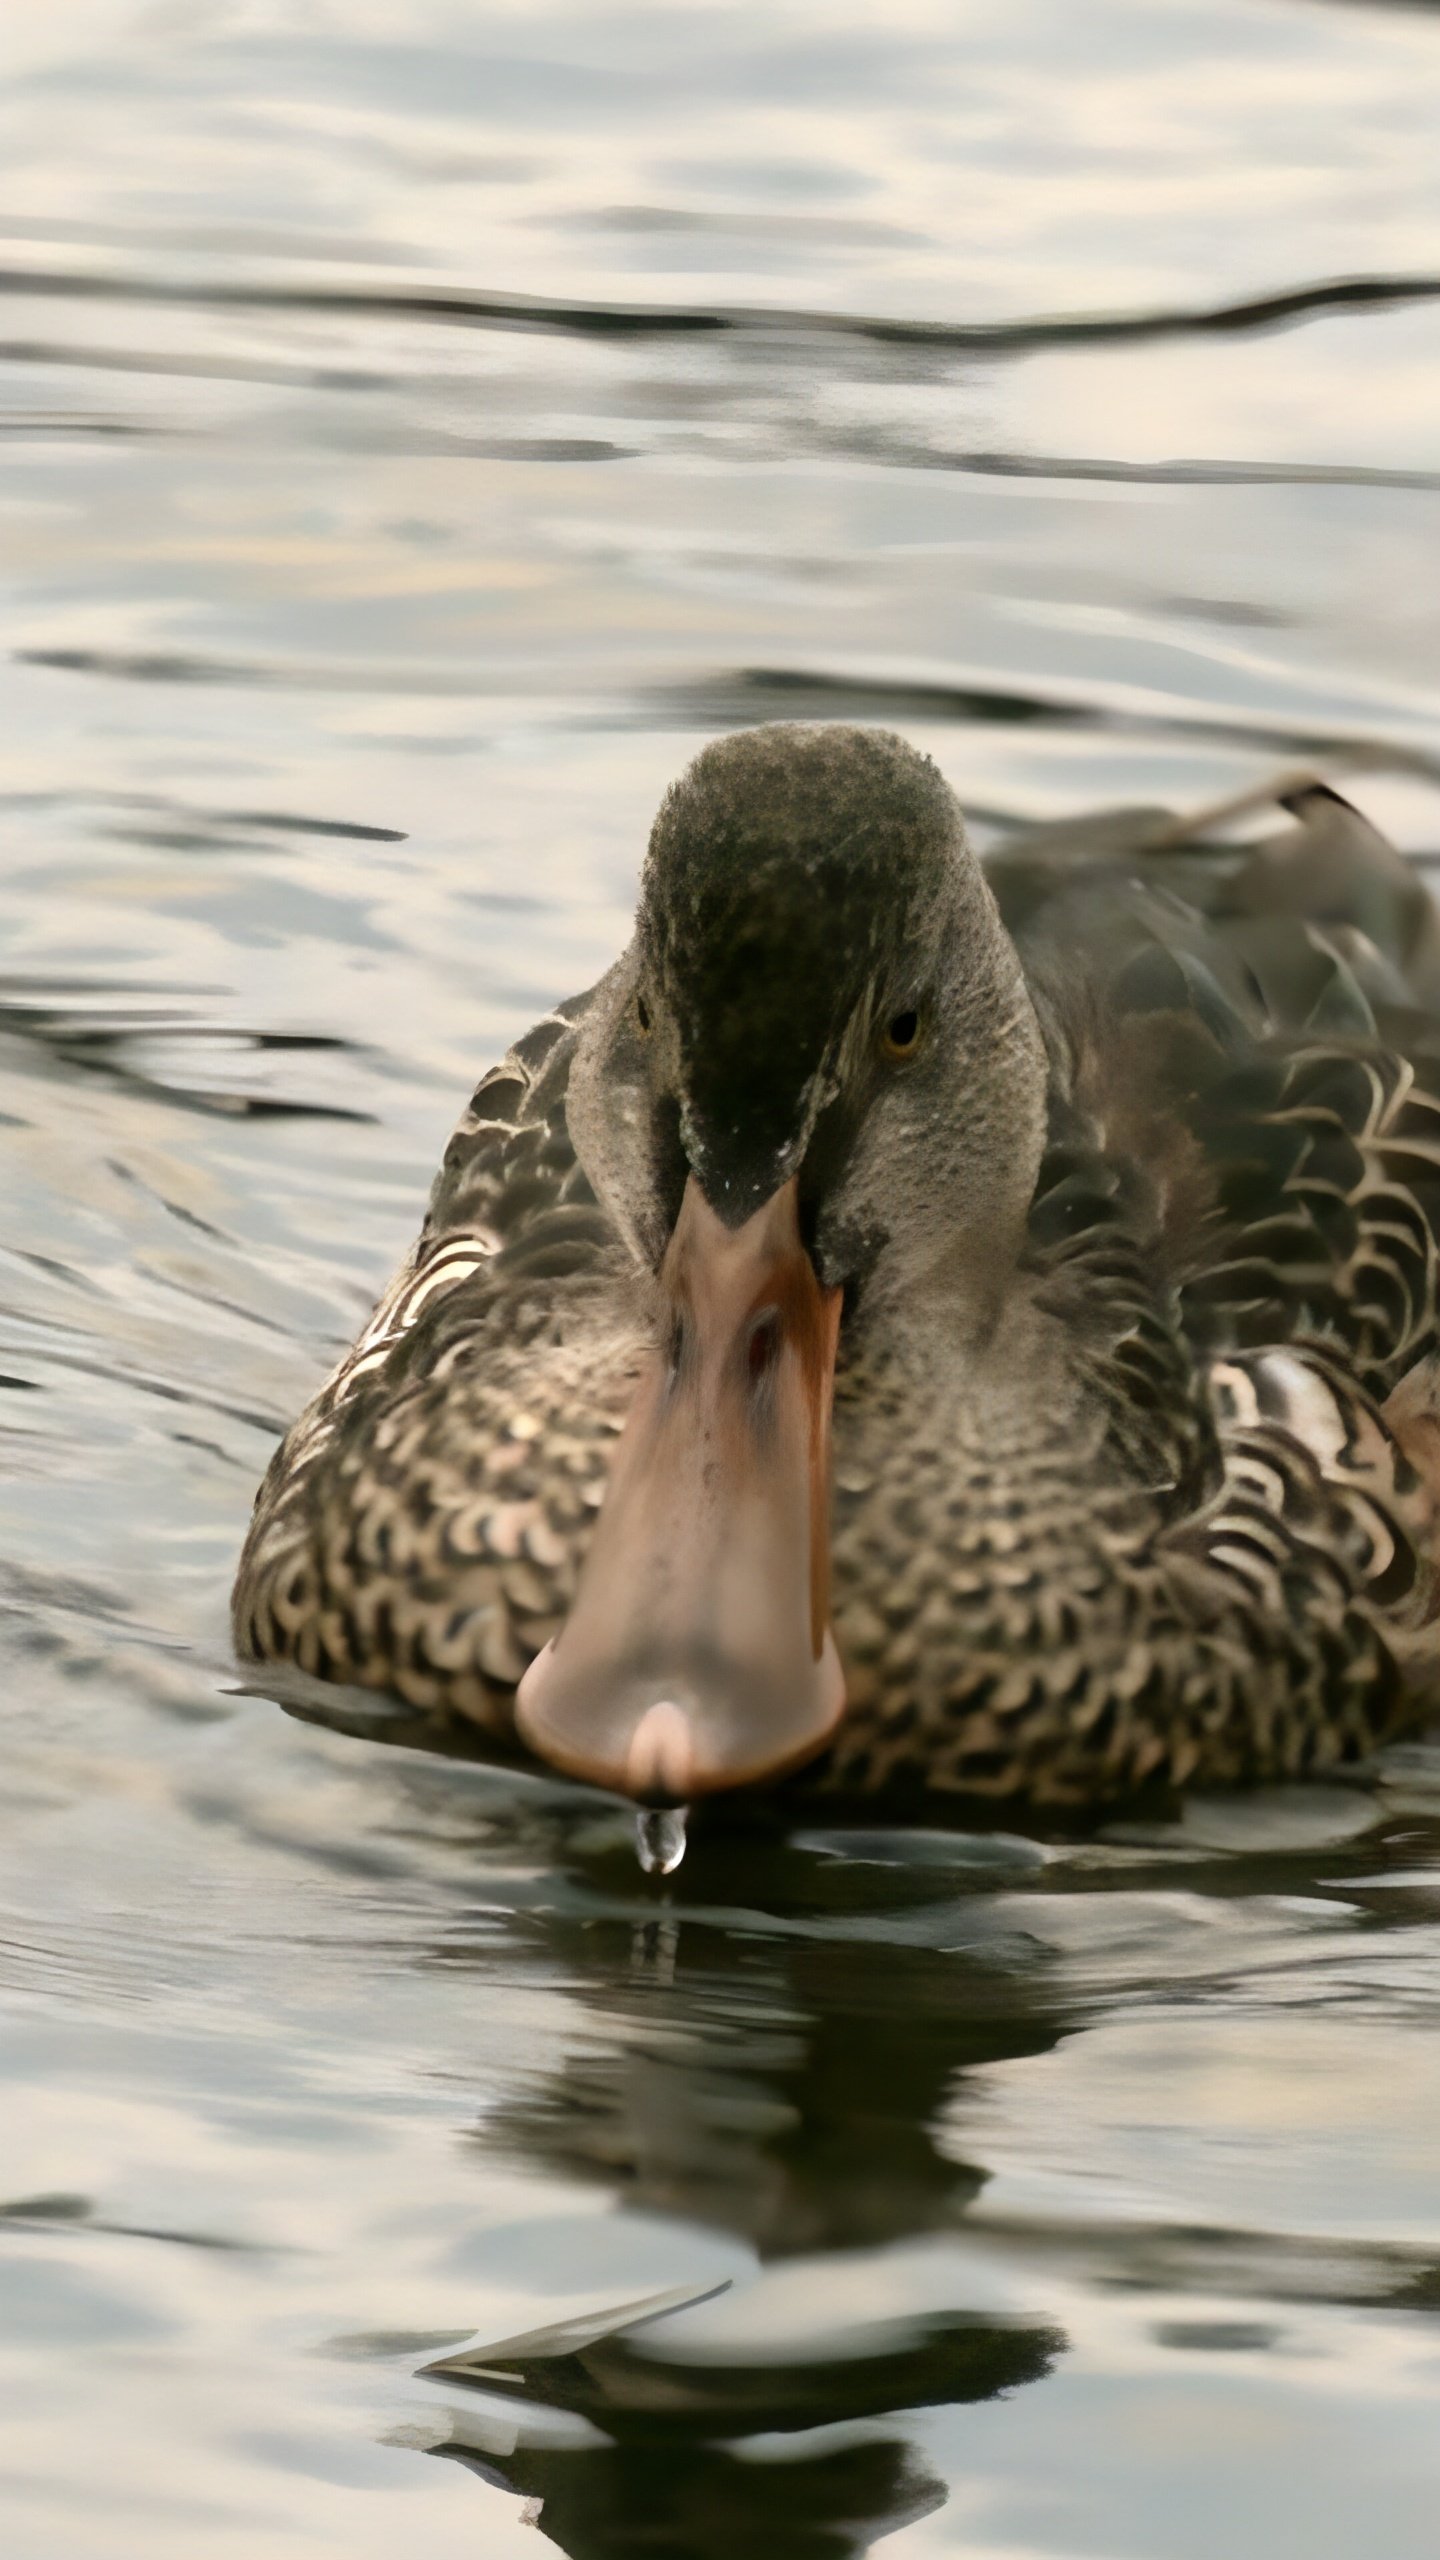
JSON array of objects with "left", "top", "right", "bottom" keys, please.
[
  {"left": 638, "top": 724, "right": 984, "bottom": 1224},
  {"left": 570, "top": 722, "right": 1050, "bottom": 1332}
]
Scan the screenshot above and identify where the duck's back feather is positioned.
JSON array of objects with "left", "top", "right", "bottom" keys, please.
[
  {"left": 989, "top": 778, "right": 1440, "bottom": 1733},
  {"left": 996, "top": 781, "right": 1440, "bottom": 1394}
]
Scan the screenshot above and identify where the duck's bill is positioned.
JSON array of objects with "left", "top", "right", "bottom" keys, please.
[{"left": 515, "top": 1174, "right": 845, "bottom": 1801}]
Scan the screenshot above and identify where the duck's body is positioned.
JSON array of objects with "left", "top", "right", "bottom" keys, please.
[{"left": 235, "top": 728, "right": 1440, "bottom": 1804}]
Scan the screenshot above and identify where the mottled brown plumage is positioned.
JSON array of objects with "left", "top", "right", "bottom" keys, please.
[{"left": 234, "top": 728, "right": 1440, "bottom": 1804}]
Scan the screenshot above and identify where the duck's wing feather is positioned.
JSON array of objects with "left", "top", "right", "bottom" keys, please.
[
  {"left": 421, "top": 989, "right": 613, "bottom": 1265},
  {"left": 336, "top": 985, "right": 620, "bottom": 1371},
  {"left": 994, "top": 779, "right": 1440, "bottom": 1404},
  {"left": 987, "top": 779, "right": 1440, "bottom": 1758},
  {"left": 232, "top": 985, "right": 632, "bottom": 1710}
]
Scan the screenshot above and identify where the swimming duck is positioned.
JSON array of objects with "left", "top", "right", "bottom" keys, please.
[{"left": 234, "top": 724, "right": 1440, "bottom": 1807}]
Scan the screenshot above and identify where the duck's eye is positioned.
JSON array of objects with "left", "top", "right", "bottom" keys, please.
[
  {"left": 636, "top": 993, "right": 652, "bottom": 1037},
  {"left": 880, "top": 1007, "right": 922, "bottom": 1060}
]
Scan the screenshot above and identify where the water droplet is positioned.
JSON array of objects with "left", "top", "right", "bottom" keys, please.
[{"left": 635, "top": 1804, "right": 688, "bottom": 1876}]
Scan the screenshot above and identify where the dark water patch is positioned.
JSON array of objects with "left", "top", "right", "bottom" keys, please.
[
  {"left": 1151, "top": 2317, "right": 1282, "bottom": 2350},
  {"left": 0, "top": 213, "right": 431, "bottom": 267},
  {"left": 0, "top": 2193, "right": 271, "bottom": 2253},
  {"left": 0, "top": 1338, "right": 297, "bottom": 1442},
  {"left": 860, "top": 440, "right": 1440, "bottom": 494},
  {"left": 0, "top": 982, "right": 374, "bottom": 1121},
  {"left": 17, "top": 645, "right": 530, "bottom": 695},
  {"left": 223, "top": 810, "right": 406, "bottom": 842},
  {"left": 0, "top": 334, "right": 394, "bottom": 392},
  {"left": 1, "top": 787, "right": 406, "bottom": 845},
  {"left": 439, "top": 435, "right": 635, "bottom": 462},
  {"left": 4, "top": 260, "right": 1439, "bottom": 360},
  {"left": 542, "top": 203, "right": 931, "bottom": 247},
  {"left": 0, "top": 412, "right": 154, "bottom": 440},
  {"left": 0, "top": 1555, "right": 142, "bottom": 1626},
  {"left": 959, "top": 2206, "right": 1440, "bottom": 2315},
  {"left": 19, "top": 646, "right": 293, "bottom": 688},
  {"left": 646, "top": 665, "right": 1440, "bottom": 777}
]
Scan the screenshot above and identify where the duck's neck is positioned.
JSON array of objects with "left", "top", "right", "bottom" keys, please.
[{"left": 845, "top": 1251, "right": 1072, "bottom": 1423}]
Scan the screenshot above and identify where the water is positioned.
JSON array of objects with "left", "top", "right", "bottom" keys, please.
[
  {"left": 3, "top": 3, "right": 1440, "bottom": 2553},
  {"left": 636, "top": 1805, "right": 690, "bottom": 1877}
]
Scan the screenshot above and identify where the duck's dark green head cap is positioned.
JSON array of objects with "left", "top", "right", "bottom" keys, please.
[{"left": 637, "top": 723, "right": 965, "bottom": 1222}]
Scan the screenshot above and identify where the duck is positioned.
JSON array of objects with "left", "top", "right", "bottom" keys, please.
[{"left": 233, "top": 723, "right": 1440, "bottom": 1809}]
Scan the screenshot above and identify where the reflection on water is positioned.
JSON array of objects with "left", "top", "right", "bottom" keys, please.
[
  {"left": 436, "top": 2428, "right": 954, "bottom": 2560},
  {"left": 411, "top": 1823, "right": 1065, "bottom": 2553},
  {"left": 4, "top": 3, "right": 1440, "bottom": 2555}
]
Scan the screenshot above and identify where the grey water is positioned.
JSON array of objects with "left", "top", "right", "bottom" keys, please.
[{"left": 3, "top": 4, "right": 1440, "bottom": 2554}]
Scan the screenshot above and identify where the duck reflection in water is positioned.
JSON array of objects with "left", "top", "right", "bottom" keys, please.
[
  {"left": 309, "top": 1746, "right": 1071, "bottom": 2560},
  {"left": 437, "top": 2425, "right": 957, "bottom": 2560}
]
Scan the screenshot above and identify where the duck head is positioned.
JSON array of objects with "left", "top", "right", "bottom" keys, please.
[{"left": 516, "top": 724, "right": 1049, "bottom": 1803}]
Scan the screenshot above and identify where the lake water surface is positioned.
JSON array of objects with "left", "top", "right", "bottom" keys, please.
[{"left": 4, "top": 5, "right": 1440, "bottom": 2554}]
